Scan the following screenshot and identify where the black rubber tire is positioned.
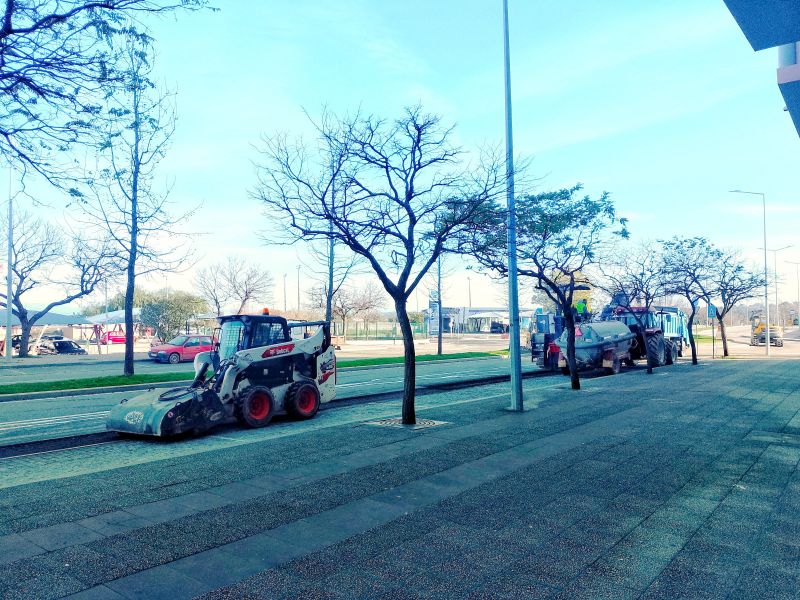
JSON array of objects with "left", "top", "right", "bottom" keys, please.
[
  {"left": 646, "top": 332, "right": 666, "bottom": 367},
  {"left": 560, "top": 367, "right": 571, "bottom": 376},
  {"left": 168, "top": 352, "right": 181, "bottom": 364},
  {"left": 677, "top": 341, "right": 683, "bottom": 357},
  {"left": 237, "top": 386, "right": 274, "bottom": 428},
  {"left": 284, "top": 381, "right": 321, "bottom": 420},
  {"left": 665, "top": 340, "right": 678, "bottom": 365},
  {"left": 623, "top": 357, "right": 635, "bottom": 367}
]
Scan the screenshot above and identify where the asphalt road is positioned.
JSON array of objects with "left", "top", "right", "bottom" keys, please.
[{"left": 0, "top": 357, "right": 543, "bottom": 447}]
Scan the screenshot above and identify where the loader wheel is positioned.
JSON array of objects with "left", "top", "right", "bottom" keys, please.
[
  {"left": 285, "top": 382, "right": 320, "bottom": 420},
  {"left": 238, "top": 386, "right": 274, "bottom": 428},
  {"left": 646, "top": 332, "right": 666, "bottom": 367},
  {"left": 168, "top": 352, "right": 181, "bottom": 364}
]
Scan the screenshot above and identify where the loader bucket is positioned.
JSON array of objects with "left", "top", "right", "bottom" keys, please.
[{"left": 106, "top": 386, "right": 226, "bottom": 437}]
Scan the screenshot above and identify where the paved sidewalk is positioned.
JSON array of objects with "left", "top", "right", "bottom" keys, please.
[{"left": 1, "top": 360, "right": 800, "bottom": 598}]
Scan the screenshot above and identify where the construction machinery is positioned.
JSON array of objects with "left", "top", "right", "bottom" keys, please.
[
  {"left": 106, "top": 311, "right": 336, "bottom": 437},
  {"left": 750, "top": 313, "right": 784, "bottom": 347},
  {"left": 607, "top": 306, "right": 688, "bottom": 366}
]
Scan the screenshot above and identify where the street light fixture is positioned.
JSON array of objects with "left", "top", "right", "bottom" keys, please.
[
  {"left": 729, "top": 190, "right": 770, "bottom": 356},
  {"left": 786, "top": 260, "right": 800, "bottom": 327},
  {"left": 758, "top": 245, "right": 792, "bottom": 327}
]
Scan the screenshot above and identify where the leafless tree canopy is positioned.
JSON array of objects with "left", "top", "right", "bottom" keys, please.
[
  {"left": 0, "top": 0, "right": 206, "bottom": 183},
  {"left": 196, "top": 256, "right": 274, "bottom": 316},
  {"left": 81, "top": 38, "right": 191, "bottom": 374},
  {"left": 309, "top": 281, "right": 385, "bottom": 326},
  {"left": 0, "top": 209, "right": 117, "bottom": 356},
  {"left": 254, "top": 106, "right": 504, "bottom": 423}
]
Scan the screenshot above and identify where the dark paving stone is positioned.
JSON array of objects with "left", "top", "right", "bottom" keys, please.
[
  {"left": 105, "top": 564, "right": 209, "bottom": 600},
  {"left": 0, "top": 532, "right": 46, "bottom": 565},
  {"left": 20, "top": 522, "right": 104, "bottom": 551}
]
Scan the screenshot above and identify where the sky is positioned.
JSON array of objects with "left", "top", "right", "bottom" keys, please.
[{"left": 8, "top": 0, "right": 800, "bottom": 313}]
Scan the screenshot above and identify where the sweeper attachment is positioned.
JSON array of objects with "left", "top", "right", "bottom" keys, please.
[{"left": 106, "top": 312, "right": 336, "bottom": 437}]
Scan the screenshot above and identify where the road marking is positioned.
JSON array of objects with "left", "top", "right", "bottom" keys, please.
[
  {"left": 0, "top": 411, "right": 110, "bottom": 432},
  {"left": 0, "top": 441, "right": 115, "bottom": 461}
]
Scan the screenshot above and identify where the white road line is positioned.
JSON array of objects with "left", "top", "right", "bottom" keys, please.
[{"left": 0, "top": 441, "right": 115, "bottom": 461}]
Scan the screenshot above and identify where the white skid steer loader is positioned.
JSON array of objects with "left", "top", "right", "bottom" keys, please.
[{"left": 106, "top": 311, "right": 336, "bottom": 437}]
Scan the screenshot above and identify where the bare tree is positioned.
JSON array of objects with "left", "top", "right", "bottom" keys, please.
[
  {"left": 309, "top": 281, "right": 385, "bottom": 336},
  {"left": 661, "top": 237, "right": 718, "bottom": 365},
  {"left": 194, "top": 263, "right": 227, "bottom": 317},
  {"left": 0, "top": 210, "right": 117, "bottom": 356},
  {"left": 223, "top": 257, "right": 273, "bottom": 314},
  {"left": 83, "top": 39, "right": 190, "bottom": 375},
  {"left": 462, "top": 185, "right": 626, "bottom": 389},
  {"left": 598, "top": 242, "right": 669, "bottom": 375},
  {"left": 195, "top": 257, "right": 274, "bottom": 316},
  {"left": 708, "top": 250, "right": 764, "bottom": 357},
  {"left": 0, "top": 0, "right": 207, "bottom": 184},
  {"left": 255, "top": 107, "right": 503, "bottom": 423},
  {"left": 298, "top": 238, "right": 362, "bottom": 324}
]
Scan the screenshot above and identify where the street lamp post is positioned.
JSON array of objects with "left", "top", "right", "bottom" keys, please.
[
  {"left": 730, "top": 190, "right": 770, "bottom": 356},
  {"left": 786, "top": 260, "right": 800, "bottom": 327},
  {"left": 296, "top": 265, "right": 301, "bottom": 312},
  {"left": 502, "top": 0, "right": 523, "bottom": 411},
  {"left": 283, "top": 273, "right": 287, "bottom": 312}
]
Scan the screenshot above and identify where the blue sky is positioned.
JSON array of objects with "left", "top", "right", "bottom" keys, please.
[{"left": 21, "top": 1, "right": 800, "bottom": 309}]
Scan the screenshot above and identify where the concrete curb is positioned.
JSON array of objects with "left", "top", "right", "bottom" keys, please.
[{"left": 0, "top": 356, "right": 510, "bottom": 403}]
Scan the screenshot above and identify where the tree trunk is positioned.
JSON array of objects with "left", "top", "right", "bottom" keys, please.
[
  {"left": 717, "top": 315, "right": 729, "bottom": 357},
  {"left": 436, "top": 256, "right": 443, "bottom": 356},
  {"left": 395, "top": 297, "right": 416, "bottom": 424},
  {"left": 17, "top": 313, "right": 30, "bottom": 358},
  {"left": 563, "top": 308, "right": 580, "bottom": 390},
  {"left": 325, "top": 236, "right": 334, "bottom": 323},
  {"left": 124, "top": 262, "right": 136, "bottom": 376},
  {"left": 687, "top": 311, "right": 698, "bottom": 365}
]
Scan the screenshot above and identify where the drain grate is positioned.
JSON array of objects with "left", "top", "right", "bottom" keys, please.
[{"left": 364, "top": 418, "right": 448, "bottom": 430}]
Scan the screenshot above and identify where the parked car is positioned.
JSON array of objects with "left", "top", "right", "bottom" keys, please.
[
  {"left": 100, "top": 331, "right": 127, "bottom": 345},
  {"left": 37, "top": 339, "right": 87, "bottom": 355},
  {"left": 149, "top": 335, "right": 213, "bottom": 364}
]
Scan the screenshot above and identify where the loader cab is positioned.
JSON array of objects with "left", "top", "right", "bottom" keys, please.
[{"left": 216, "top": 314, "right": 291, "bottom": 360}]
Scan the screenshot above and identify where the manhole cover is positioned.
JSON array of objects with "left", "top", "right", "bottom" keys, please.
[{"left": 364, "top": 418, "right": 448, "bottom": 430}]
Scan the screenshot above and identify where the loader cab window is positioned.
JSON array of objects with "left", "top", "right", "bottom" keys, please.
[
  {"left": 250, "top": 322, "right": 289, "bottom": 348},
  {"left": 218, "top": 321, "right": 244, "bottom": 360}
]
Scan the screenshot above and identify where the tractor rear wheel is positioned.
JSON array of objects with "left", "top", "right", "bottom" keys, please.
[
  {"left": 646, "top": 332, "right": 666, "bottom": 367},
  {"left": 238, "top": 386, "right": 274, "bottom": 428},
  {"left": 285, "top": 382, "right": 321, "bottom": 419}
]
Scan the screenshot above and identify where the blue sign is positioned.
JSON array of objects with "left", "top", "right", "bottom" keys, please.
[{"left": 707, "top": 304, "right": 717, "bottom": 319}]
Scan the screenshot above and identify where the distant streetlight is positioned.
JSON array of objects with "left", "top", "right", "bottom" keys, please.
[
  {"left": 730, "top": 190, "right": 770, "bottom": 356},
  {"left": 467, "top": 276, "right": 472, "bottom": 309},
  {"left": 283, "top": 273, "right": 287, "bottom": 312},
  {"left": 759, "top": 245, "right": 792, "bottom": 326},
  {"left": 786, "top": 260, "right": 800, "bottom": 327},
  {"left": 296, "top": 265, "right": 301, "bottom": 312}
]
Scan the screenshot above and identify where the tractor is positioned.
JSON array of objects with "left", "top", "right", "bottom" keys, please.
[
  {"left": 106, "top": 311, "right": 336, "bottom": 437},
  {"left": 608, "top": 306, "right": 689, "bottom": 366}
]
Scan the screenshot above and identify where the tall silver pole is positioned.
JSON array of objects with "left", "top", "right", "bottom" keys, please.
[
  {"left": 283, "top": 273, "right": 287, "bottom": 312},
  {"left": 503, "top": 0, "right": 523, "bottom": 410},
  {"left": 5, "top": 169, "right": 12, "bottom": 363},
  {"left": 788, "top": 261, "right": 800, "bottom": 327},
  {"left": 730, "top": 190, "right": 769, "bottom": 356},
  {"left": 296, "top": 265, "right": 300, "bottom": 312},
  {"left": 762, "top": 193, "right": 770, "bottom": 355}
]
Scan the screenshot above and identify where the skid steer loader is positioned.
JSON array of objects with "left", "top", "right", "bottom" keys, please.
[{"left": 106, "top": 311, "right": 336, "bottom": 437}]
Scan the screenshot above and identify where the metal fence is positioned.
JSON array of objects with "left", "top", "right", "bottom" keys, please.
[{"left": 331, "top": 321, "right": 427, "bottom": 340}]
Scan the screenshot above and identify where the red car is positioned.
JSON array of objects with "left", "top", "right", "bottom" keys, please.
[
  {"left": 149, "top": 335, "right": 214, "bottom": 364},
  {"left": 100, "top": 331, "right": 127, "bottom": 345}
]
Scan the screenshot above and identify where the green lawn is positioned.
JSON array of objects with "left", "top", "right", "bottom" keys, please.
[{"left": 0, "top": 351, "right": 507, "bottom": 396}]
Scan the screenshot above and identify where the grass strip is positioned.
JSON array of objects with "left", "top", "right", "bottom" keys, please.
[
  {"left": 0, "top": 351, "right": 507, "bottom": 396},
  {"left": 0, "top": 371, "right": 195, "bottom": 396},
  {"left": 337, "top": 350, "right": 506, "bottom": 368}
]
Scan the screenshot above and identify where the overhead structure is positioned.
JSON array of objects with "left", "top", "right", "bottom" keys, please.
[{"left": 723, "top": 1, "right": 800, "bottom": 136}]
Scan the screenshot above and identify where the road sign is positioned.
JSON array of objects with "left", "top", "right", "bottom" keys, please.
[{"left": 707, "top": 304, "right": 717, "bottom": 319}]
